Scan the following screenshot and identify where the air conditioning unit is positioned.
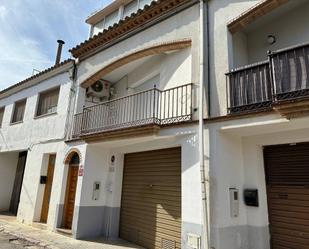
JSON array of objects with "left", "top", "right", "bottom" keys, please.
[{"left": 86, "top": 80, "right": 110, "bottom": 98}]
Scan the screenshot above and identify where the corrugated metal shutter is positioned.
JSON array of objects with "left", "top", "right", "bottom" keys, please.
[
  {"left": 264, "top": 143, "right": 309, "bottom": 249},
  {"left": 120, "top": 147, "right": 181, "bottom": 249}
]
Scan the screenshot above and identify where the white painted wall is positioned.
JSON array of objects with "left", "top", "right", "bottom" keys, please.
[
  {"left": 207, "top": 0, "right": 260, "bottom": 117},
  {"left": 207, "top": 114, "right": 309, "bottom": 249},
  {"left": 70, "top": 124, "right": 204, "bottom": 247},
  {"left": 0, "top": 152, "right": 19, "bottom": 211},
  {"left": 0, "top": 64, "right": 75, "bottom": 231},
  {"left": 0, "top": 71, "right": 73, "bottom": 153},
  {"left": 247, "top": 1, "right": 309, "bottom": 64},
  {"left": 110, "top": 49, "right": 192, "bottom": 99},
  {"left": 77, "top": 4, "right": 200, "bottom": 114},
  {"left": 17, "top": 142, "right": 66, "bottom": 227}
]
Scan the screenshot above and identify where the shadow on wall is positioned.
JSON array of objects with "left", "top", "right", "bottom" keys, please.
[
  {"left": 159, "top": 48, "right": 192, "bottom": 90},
  {"left": 77, "top": 6, "right": 199, "bottom": 85},
  {"left": 208, "top": 0, "right": 257, "bottom": 117}
]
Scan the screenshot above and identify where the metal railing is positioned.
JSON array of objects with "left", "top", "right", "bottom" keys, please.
[
  {"left": 226, "top": 61, "right": 272, "bottom": 113},
  {"left": 271, "top": 43, "right": 309, "bottom": 101},
  {"left": 71, "top": 83, "right": 193, "bottom": 138},
  {"left": 227, "top": 42, "right": 309, "bottom": 113}
]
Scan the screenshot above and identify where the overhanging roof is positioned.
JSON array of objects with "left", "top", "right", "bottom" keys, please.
[{"left": 227, "top": 0, "right": 289, "bottom": 34}]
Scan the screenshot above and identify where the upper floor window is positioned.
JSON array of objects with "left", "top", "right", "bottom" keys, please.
[
  {"left": 36, "top": 87, "right": 60, "bottom": 117},
  {"left": 104, "top": 10, "right": 119, "bottom": 29},
  {"left": 123, "top": 0, "right": 138, "bottom": 17},
  {"left": 0, "top": 107, "right": 4, "bottom": 127},
  {"left": 11, "top": 99, "right": 26, "bottom": 124}
]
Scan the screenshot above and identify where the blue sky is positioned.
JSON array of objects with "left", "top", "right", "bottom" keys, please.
[{"left": 0, "top": 0, "right": 112, "bottom": 90}]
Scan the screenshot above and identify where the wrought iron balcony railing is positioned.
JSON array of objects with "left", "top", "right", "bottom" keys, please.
[
  {"left": 227, "top": 43, "right": 309, "bottom": 113},
  {"left": 71, "top": 83, "right": 193, "bottom": 138}
]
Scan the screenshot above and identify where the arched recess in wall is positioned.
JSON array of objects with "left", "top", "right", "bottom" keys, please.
[
  {"left": 81, "top": 39, "right": 192, "bottom": 88},
  {"left": 61, "top": 148, "right": 82, "bottom": 230},
  {"left": 63, "top": 148, "right": 82, "bottom": 165}
]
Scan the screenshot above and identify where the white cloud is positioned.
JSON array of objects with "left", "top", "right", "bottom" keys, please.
[
  {"left": 0, "top": 0, "right": 111, "bottom": 90},
  {"left": 0, "top": 6, "right": 7, "bottom": 19}
]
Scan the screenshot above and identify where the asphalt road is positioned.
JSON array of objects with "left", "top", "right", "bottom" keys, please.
[{"left": 0, "top": 232, "right": 41, "bottom": 249}]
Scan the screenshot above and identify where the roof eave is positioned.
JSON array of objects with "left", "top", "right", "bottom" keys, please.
[{"left": 0, "top": 60, "right": 74, "bottom": 100}]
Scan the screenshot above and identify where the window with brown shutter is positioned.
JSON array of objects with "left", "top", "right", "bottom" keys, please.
[
  {"left": 0, "top": 107, "right": 4, "bottom": 127},
  {"left": 36, "top": 87, "right": 60, "bottom": 117},
  {"left": 11, "top": 99, "right": 26, "bottom": 123}
]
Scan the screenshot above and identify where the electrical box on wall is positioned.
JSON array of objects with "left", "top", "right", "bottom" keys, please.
[
  {"left": 229, "top": 188, "right": 239, "bottom": 218},
  {"left": 244, "top": 189, "right": 259, "bottom": 207},
  {"left": 40, "top": 176, "right": 47, "bottom": 184},
  {"left": 92, "top": 181, "right": 101, "bottom": 200},
  {"left": 187, "top": 233, "right": 201, "bottom": 249}
]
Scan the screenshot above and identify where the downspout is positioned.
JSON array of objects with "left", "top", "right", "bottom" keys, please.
[{"left": 199, "top": 0, "right": 210, "bottom": 248}]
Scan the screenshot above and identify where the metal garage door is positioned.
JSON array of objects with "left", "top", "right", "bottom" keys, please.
[
  {"left": 264, "top": 143, "right": 309, "bottom": 249},
  {"left": 120, "top": 147, "right": 181, "bottom": 249}
]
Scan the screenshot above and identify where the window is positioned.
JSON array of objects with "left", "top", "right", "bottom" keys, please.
[
  {"left": 123, "top": 0, "right": 138, "bottom": 17},
  {"left": 104, "top": 10, "right": 119, "bottom": 29},
  {"left": 11, "top": 99, "right": 26, "bottom": 123},
  {"left": 36, "top": 87, "right": 60, "bottom": 117},
  {"left": 0, "top": 107, "right": 4, "bottom": 127}
]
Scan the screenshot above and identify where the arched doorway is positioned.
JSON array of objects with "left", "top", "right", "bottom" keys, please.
[{"left": 62, "top": 152, "right": 80, "bottom": 230}]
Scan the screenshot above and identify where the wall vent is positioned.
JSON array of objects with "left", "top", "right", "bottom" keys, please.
[{"left": 161, "top": 238, "right": 176, "bottom": 249}]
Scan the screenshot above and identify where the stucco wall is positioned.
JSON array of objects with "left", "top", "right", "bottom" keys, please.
[
  {"left": 247, "top": 1, "right": 309, "bottom": 64},
  {"left": 207, "top": 114, "right": 309, "bottom": 249},
  {"left": 68, "top": 125, "right": 204, "bottom": 248},
  {"left": 0, "top": 152, "right": 19, "bottom": 211},
  {"left": 0, "top": 71, "right": 72, "bottom": 152},
  {"left": 17, "top": 141, "right": 67, "bottom": 228},
  {"left": 100, "top": 49, "right": 192, "bottom": 101},
  {"left": 76, "top": 4, "right": 200, "bottom": 113},
  {"left": 207, "top": 0, "right": 260, "bottom": 117}
]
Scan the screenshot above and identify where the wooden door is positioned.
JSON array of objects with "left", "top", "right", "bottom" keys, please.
[
  {"left": 40, "top": 155, "right": 56, "bottom": 223},
  {"left": 10, "top": 151, "right": 27, "bottom": 215},
  {"left": 264, "top": 143, "right": 309, "bottom": 249},
  {"left": 120, "top": 147, "right": 181, "bottom": 249},
  {"left": 63, "top": 165, "right": 79, "bottom": 229}
]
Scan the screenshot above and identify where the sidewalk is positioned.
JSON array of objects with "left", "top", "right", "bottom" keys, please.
[{"left": 0, "top": 214, "right": 143, "bottom": 249}]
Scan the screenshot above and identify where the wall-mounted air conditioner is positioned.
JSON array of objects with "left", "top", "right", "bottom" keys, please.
[{"left": 86, "top": 80, "right": 110, "bottom": 98}]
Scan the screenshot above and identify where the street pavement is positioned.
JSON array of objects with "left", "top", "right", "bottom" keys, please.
[
  {"left": 0, "top": 214, "right": 143, "bottom": 249},
  {"left": 0, "top": 231, "right": 42, "bottom": 249}
]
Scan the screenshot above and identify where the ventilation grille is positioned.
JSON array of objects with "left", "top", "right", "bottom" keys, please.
[{"left": 162, "top": 238, "right": 176, "bottom": 249}]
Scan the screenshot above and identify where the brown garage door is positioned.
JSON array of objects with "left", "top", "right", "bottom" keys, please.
[
  {"left": 264, "top": 143, "right": 309, "bottom": 249},
  {"left": 120, "top": 147, "right": 181, "bottom": 249}
]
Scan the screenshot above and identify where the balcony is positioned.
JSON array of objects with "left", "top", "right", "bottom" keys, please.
[
  {"left": 71, "top": 84, "right": 193, "bottom": 139},
  {"left": 227, "top": 43, "right": 309, "bottom": 117}
]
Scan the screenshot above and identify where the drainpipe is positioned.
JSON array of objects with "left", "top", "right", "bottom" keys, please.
[{"left": 199, "top": 0, "right": 210, "bottom": 249}]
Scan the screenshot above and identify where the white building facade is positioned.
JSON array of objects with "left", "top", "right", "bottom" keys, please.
[
  {"left": 64, "top": 0, "right": 205, "bottom": 249},
  {"left": 2, "top": 0, "right": 309, "bottom": 249},
  {"left": 205, "top": 0, "right": 309, "bottom": 249},
  {"left": 0, "top": 59, "right": 76, "bottom": 230}
]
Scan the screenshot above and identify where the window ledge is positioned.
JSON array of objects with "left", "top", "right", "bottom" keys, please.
[
  {"left": 34, "top": 112, "right": 58, "bottom": 120},
  {"left": 10, "top": 121, "right": 23, "bottom": 126}
]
